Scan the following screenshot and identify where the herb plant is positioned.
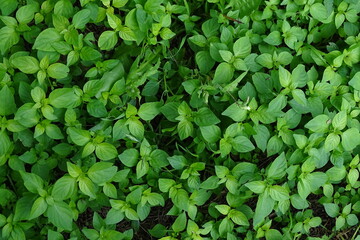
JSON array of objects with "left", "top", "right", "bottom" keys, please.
[{"left": 0, "top": 0, "right": 360, "bottom": 239}]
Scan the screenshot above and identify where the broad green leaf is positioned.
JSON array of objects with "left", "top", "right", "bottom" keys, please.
[
  {"left": 233, "top": 37, "right": 251, "bottom": 58},
  {"left": 232, "top": 136, "right": 255, "bottom": 153},
  {"left": 342, "top": 128, "right": 360, "bottom": 151},
  {"left": 87, "top": 162, "right": 117, "bottom": 184},
  {"left": 52, "top": 176, "right": 77, "bottom": 200},
  {"left": 47, "top": 63, "right": 70, "bottom": 79},
  {"left": 33, "top": 28, "right": 62, "bottom": 51},
  {"left": 138, "top": 102, "right": 161, "bottom": 121},
  {"left": 49, "top": 88, "right": 81, "bottom": 108},
  {"left": 0, "top": 85, "right": 16, "bottom": 116},
  {"left": 213, "top": 62, "right": 234, "bottom": 84},
  {"left": 72, "top": 9, "right": 90, "bottom": 29},
  {"left": 95, "top": 143, "right": 118, "bottom": 161},
  {"left": 12, "top": 56, "right": 39, "bottom": 74},
  {"left": 305, "top": 114, "right": 330, "bottom": 133},
  {"left": 98, "top": 31, "right": 118, "bottom": 50},
  {"left": 47, "top": 201, "right": 73, "bottom": 231}
]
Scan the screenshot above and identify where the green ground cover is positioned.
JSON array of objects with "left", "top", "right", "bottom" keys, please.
[{"left": 0, "top": 0, "right": 360, "bottom": 239}]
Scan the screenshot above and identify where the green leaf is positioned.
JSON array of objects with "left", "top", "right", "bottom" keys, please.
[
  {"left": 264, "top": 31, "right": 282, "bottom": 46},
  {"left": 196, "top": 51, "right": 215, "bottom": 74},
  {"left": 267, "top": 153, "right": 287, "bottom": 180},
  {"left": 279, "top": 66, "right": 292, "bottom": 88},
  {"left": 98, "top": 31, "right": 118, "bottom": 50},
  {"left": 136, "top": 160, "right": 149, "bottom": 179},
  {"left": 245, "top": 181, "right": 266, "bottom": 194},
  {"left": 178, "top": 120, "right": 193, "bottom": 140},
  {"left": 269, "top": 185, "right": 290, "bottom": 201},
  {"left": 222, "top": 103, "right": 247, "bottom": 122},
  {"left": 29, "top": 197, "right": 47, "bottom": 219},
  {"left": 78, "top": 176, "right": 97, "bottom": 199},
  {"left": 119, "top": 148, "right": 139, "bottom": 167},
  {"left": 349, "top": 72, "right": 360, "bottom": 90},
  {"left": 87, "top": 162, "right": 117, "bottom": 184},
  {"left": 0, "top": 26, "right": 19, "bottom": 54},
  {"left": 229, "top": 210, "right": 249, "bottom": 226},
  {"left": 194, "top": 108, "right": 220, "bottom": 126},
  {"left": 0, "top": 85, "right": 16, "bottom": 116},
  {"left": 19, "top": 171, "right": 44, "bottom": 194},
  {"left": 119, "top": 26, "right": 136, "bottom": 41},
  {"left": 342, "top": 128, "right": 360, "bottom": 151},
  {"left": 52, "top": 176, "right": 77, "bottom": 200},
  {"left": 332, "top": 111, "right": 347, "bottom": 130},
  {"left": 47, "top": 63, "right": 70, "bottom": 79},
  {"left": 232, "top": 136, "right": 255, "bottom": 153},
  {"left": 72, "top": 9, "right": 90, "bottom": 29},
  {"left": 323, "top": 203, "right": 339, "bottom": 218},
  {"left": 253, "top": 192, "right": 275, "bottom": 227},
  {"left": 12, "top": 56, "right": 40, "bottom": 74},
  {"left": 49, "top": 88, "right": 81, "bottom": 108},
  {"left": 213, "top": 62, "right": 234, "bottom": 84},
  {"left": 172, "top": 212, "right": 187, "bottom": 232},
  {"left": 305, "top": 114, "right": 330, "bottom": 133},
  {"left": 200, "top": 125, "right": 221, "bottom": 143},
  {"left": 47, "top": 201, "right": 73, "bottom": 231},
  {"left": 67, "top": 127, "right": 91, "bottom": 146},
  {"left": 33, "top": 28, "right": 62, "bottom": 51},
  {"left": 324, "top": 133, "right": 340, "bottom": 152},
  {"left": 233, "top": 36, "right": 251, "bottom": 58},
  {"left": 95, "top": 143, "right": 118, "bottom": 161},
  {"left": 310, "top": 3, "right": 330, "bottom": 22},
  {"left": 80, "top": 47, "right": 102, "bottom": 61},
  {"left": 138, "top": 102, "right": 161, "bottom": 121}
]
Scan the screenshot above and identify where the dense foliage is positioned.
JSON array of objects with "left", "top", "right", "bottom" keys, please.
[{"left": 1, "top": 0, "right": 360, "bottom": 239}]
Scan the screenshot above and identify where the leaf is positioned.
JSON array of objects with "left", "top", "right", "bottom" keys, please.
[
  {"left": 12, "top": 56, "right": 40, "bottom": 74},
  {"left": 87, "top": 162, "right": 117, "bottom": 184},
  {"left": 245, "top": 181, "right": 266, "bottom": 194},
  {"left": 349, "top": 72, "right": 360, "bottom": 90},
  {"left": 47, "top": 201, "right": 73, "bottom": 231},
  {"left": 267, "top": 153, "right": 287, "bottom": 180},
  {"left": 52, "top": 176, "right": 77, "bottom": 200},
  {"left": 323, "top": 203, "right": 339, "bottom": 218},
  {"left": 232, "top": 136, "right": 255, "bottom": 153},
  {"left": 138, "top": 102, "right": 161, "bottom": 121},
  {"left": 233, "top": 36, "right": 251, "bottom": 58},
  {"left": 119, "top": 26, "right": 136, "bottom": 41},
  {"left": 279, "top": 66, "right": 292, "bottom": 88},
  {"left": 19, "top": 171, "right": 44, "bottom": 194},
  {"left": 49, "top": 88, "right": 81, "bottom": 108},
  {"left": 0, "top": 26, "right": 19, "bottom": 54},
  {"left": 0, "top": 85, "right": 16, "bottom": 116},
  {"left": 304, "top": 114, "right": 330, "bottom": 133},
  {"left": 213, "top": 62, "right": 234, "bottom": 84},
  {"left": 95, "top": 143, "right": 118, "bottom": 161},
  {"left": 200, "top": 125, "right": 221, "bottom": 143},
  {"left": 310, "top": 3, "right": 329, "bottom": 22},
  {"left": 342, "top": 128, "right": 360, "bottom": 151},
  {"left": 98, "top": 31, "right": 118, "bottom": 50},
  {"left": 29, "top": 197, "right": 47, "bottom": 219},
  {"left": 196, "top": 51, "right": 215, "bottom": 74},
  {"left": 253, "top": 192, "right": 275, "bottom": 227},
  {"left": 67, "top": 127, "right": 91, "bottom": 146},
  {"left": 269, "top": 185, "right": 290, "bottom": 201},
  {"left": 33, "top": 28, "right": 62, "bottom": 51},
  {"left": 222, "top": 103, "right": 247, "bottom": 122},
  {"left": 47, "top": 63, "right": 70, "bottom": 79},
  {"left": 194, "top": 108, "right": 220, "bottom": 126},
  {"left": 72, "top": 9, "right": 90, "bottom": 29},
  {"left": 78, "top": 176, "right": 97, "bottom": 199},
  {"left": 172, "top": 212, "right": 187, "bottom": 232},
  {"left": 118, "top": 148, "right": 139, "bottom": 167}
]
